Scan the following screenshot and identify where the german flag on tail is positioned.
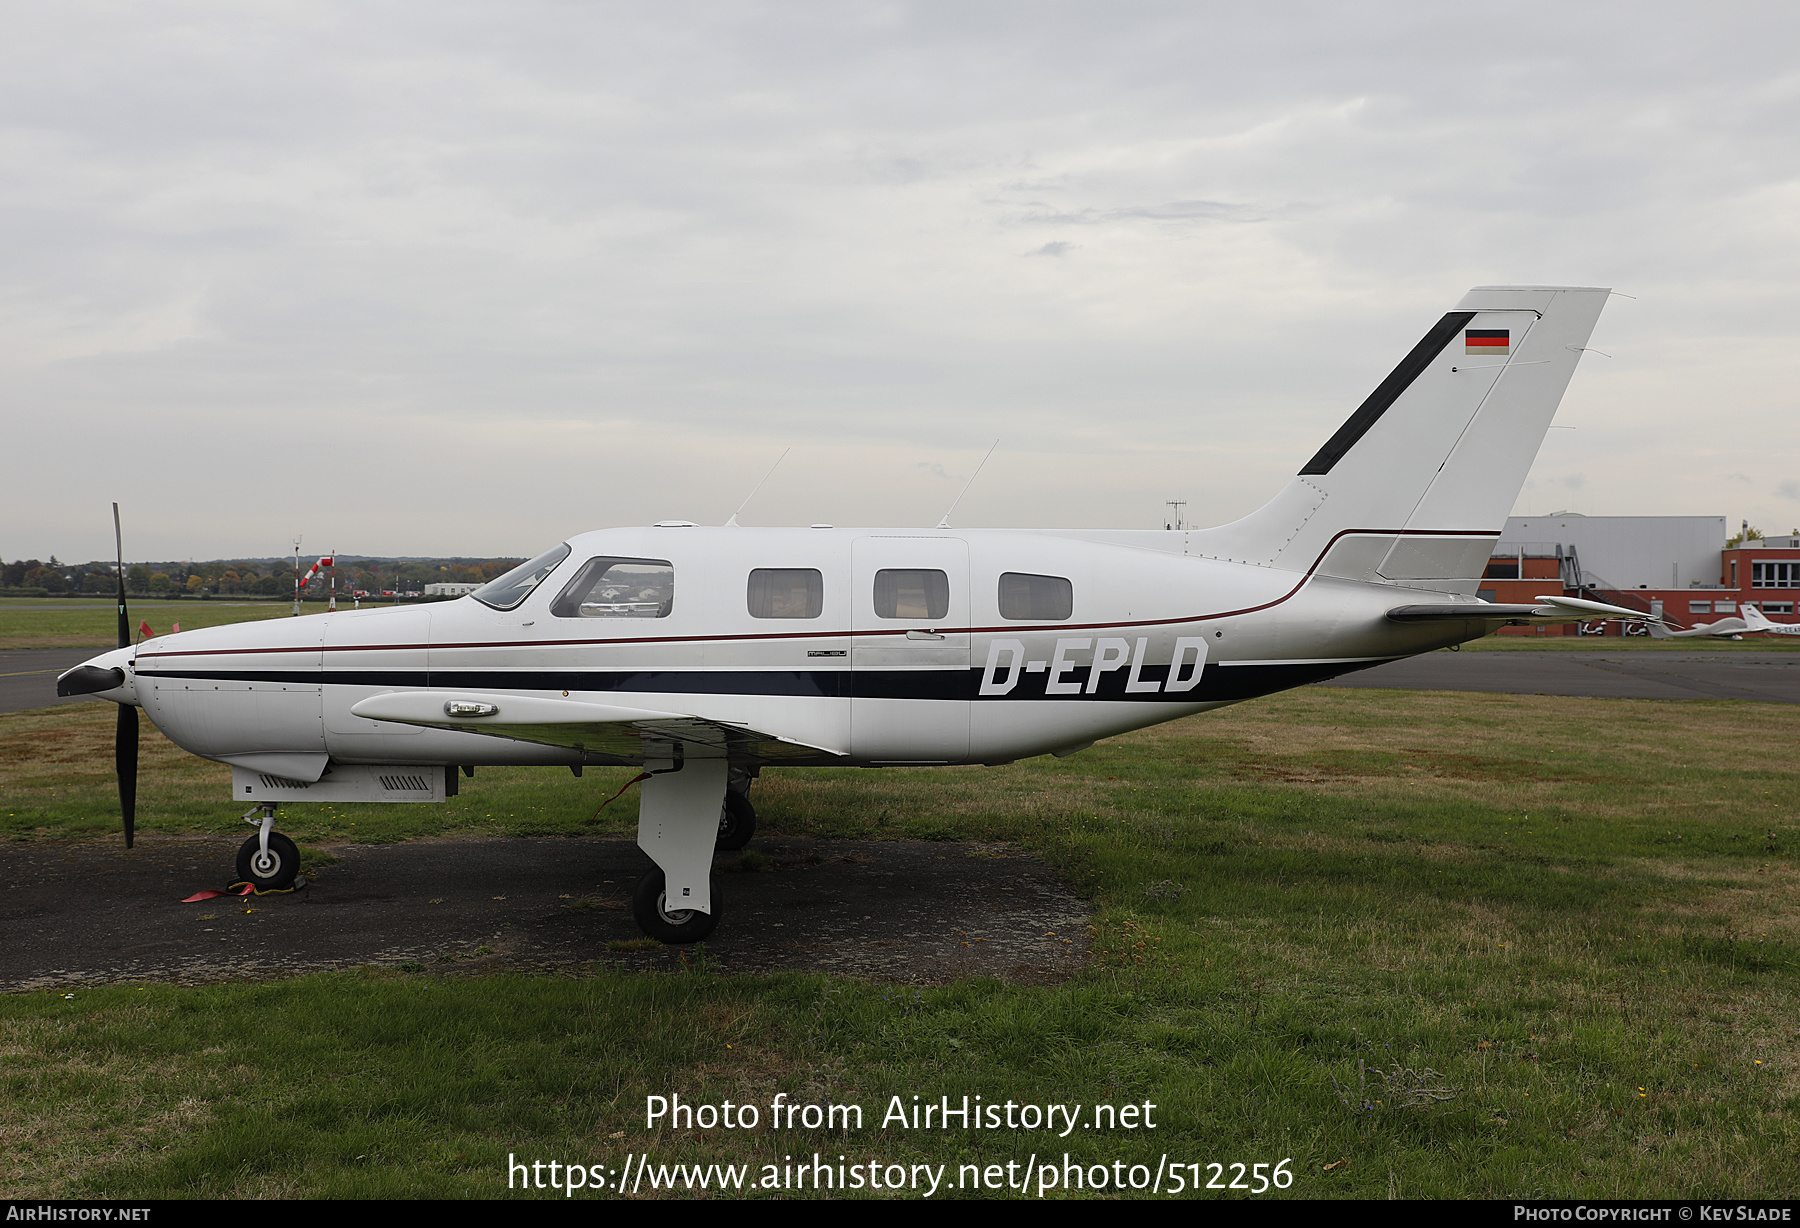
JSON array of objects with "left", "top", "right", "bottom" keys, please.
[{"left": 1465, "top": 329, "right": 1509, "bottom": 356}]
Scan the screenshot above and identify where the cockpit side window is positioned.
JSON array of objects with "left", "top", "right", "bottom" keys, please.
[
  {"left": 550, "top": 557, "right": 675, "bottom": 618},
  {"left": 998, "top": 572, "right": 1073, "bottom": 620},
  {"left": 873, "top": 569, "right": 949, "bottom": 620},
  {"left": 748, "top": 569, "right": 823, "bottom": 619},
  {"left": 472, "top": 544, "right": 572, "bottom": 610}
]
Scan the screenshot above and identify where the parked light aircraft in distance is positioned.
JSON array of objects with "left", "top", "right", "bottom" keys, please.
[
  {"left": 1742, "top": 603, "right": 1800, "bottom": 636},
  {"left": 1647, "top": 601, "right": 1800, "bottom": 639},
  {"left": 1647, "top": 616, "right": 1747, "bottom": 639},
  {"left": 60, "top": 285, "right": 1653, "bottom": 944}
]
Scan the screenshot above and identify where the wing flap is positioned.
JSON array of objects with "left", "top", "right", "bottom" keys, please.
[{"left": 348, "top": 691, "right": 844, "bottom": 763}]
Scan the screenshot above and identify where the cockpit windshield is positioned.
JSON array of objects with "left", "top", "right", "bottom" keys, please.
[{"left": 471, "top": 544, "right": 573, "bottom": 610}]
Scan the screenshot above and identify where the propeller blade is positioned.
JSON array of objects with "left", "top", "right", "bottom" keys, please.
[
  {"left": 117, "top": 703, "right": 137, "bottom": 849},
  {"left": 114, "top": 503, "right": 129, "bottom": 650},
  {"left": 112, "top": 503, "right": 135, "bottom": 847}
]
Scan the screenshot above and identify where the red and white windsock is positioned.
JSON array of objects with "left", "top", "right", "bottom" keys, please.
[{"left": 299, "top": 556, "right": 334, "bottom": 588}]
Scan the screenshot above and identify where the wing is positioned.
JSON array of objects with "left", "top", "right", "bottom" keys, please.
[{"left": 348, "top": 691, "right": 846, "bottom": 764}]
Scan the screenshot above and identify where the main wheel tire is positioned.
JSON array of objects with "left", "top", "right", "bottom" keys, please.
[
  {"left": 236, "top": 832, "right": 300, "bottom": 891},
  {"left": 715, "top": 791, "right": 756, "bottom": 851},
  {"left": 632, "top": 868, "right": 720, "bottom": 944}
]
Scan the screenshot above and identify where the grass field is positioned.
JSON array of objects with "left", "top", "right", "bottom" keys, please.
[
  {"left": 0, "top": 600, "right": 324, "bottom": 650},
  {"left": 2, "top": 685, "right": 1797, "bottom": 1200}
]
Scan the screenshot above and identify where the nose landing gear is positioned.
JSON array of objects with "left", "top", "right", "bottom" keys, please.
[{"left": 236, "top": 803, "right": 301, "bottom": 891}]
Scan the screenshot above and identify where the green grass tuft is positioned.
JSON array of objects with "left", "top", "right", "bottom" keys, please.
[{"left": 3, "top": 686, "right": 1797, "bottom": 1199}]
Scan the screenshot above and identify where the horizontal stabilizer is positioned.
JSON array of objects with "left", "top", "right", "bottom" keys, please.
[
  {"left": 1388, "top": 595, "right": 1661, "bottom": 625},
  {"left": 1529, "top": 595, "right": 1663, "bottom": 622},
  {"left": 1386, "top": 603, "right": 1545, "bottom": 622},
  {"left": 349, "top": 691, "right": 844, "bottom": 763}
]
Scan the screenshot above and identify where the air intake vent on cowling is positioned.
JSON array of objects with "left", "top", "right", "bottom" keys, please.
[{"left": 233, "top": 764, "right": 444, "bottom": 804}]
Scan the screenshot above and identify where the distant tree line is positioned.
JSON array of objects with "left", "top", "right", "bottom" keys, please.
[{"left": 0, "top": 557, "right": 522, "bottom": 598}]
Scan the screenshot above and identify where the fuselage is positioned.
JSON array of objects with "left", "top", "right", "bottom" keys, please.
[{"left": 84, "top": 524, "right": 1480, "bottom": 772}]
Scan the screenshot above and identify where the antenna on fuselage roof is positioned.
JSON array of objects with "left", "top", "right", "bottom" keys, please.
[
  {"left": 724, "top": 447, "right": 790, "bottom": 527},
  {"left": 936, "top": 440, "right": 1000, "bottom": 530}
]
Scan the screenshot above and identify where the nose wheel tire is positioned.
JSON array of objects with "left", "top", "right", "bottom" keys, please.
[
  {"left": 715, "top": 792, "right": 756, "bottom": 851},
  {"left": 236, "top": 832, "right": 300, "bottom": 891},
  {"left": 632, "top": 868, "right": 720, "bottom": 944}
]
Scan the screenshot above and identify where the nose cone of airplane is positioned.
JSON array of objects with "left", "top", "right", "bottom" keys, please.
[{"left": 57, "top": 645, "right": 139, "bottom": 704}]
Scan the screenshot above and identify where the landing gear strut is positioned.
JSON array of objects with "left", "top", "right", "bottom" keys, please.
[
  {"left": 633, "top": 758, "right": 727, "bottom": 944},
  {"left": 236, "top": 803, "right": 300, "bottom": 890}
]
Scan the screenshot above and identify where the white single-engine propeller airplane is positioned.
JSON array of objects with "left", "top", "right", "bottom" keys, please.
[
  {"left": 61, "top": 285, "right": 1651, "bottom": 944},
  {"left": 1646, "top": 602, "right": 1800, "bottom": 639},
  {"left": 1741, "top": 604, "right": 1800, "bottom": 636}
]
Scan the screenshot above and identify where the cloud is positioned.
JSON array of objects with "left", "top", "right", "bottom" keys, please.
[
  {"left": 1007, "top": 200, "right": 1267, "bottom": 227},
  {"left": 9, "top": 3, "right": 1800, "bottom": 557}
]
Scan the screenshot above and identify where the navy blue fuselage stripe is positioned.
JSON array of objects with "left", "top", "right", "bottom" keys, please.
[{"left": 135, "top": 659, "right": 1391, "bottom": 704}]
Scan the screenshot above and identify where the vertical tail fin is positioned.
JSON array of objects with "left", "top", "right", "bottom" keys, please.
[{"left": 1189, "top": 286, "right": 1609, "bottom": 593}]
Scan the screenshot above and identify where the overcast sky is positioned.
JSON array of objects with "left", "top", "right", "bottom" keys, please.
[{"left": 5, "top": 1, "right": 1798, "bottom": 563}]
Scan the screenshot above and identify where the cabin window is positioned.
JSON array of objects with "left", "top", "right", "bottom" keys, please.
[
  {"left": 873, "top": 569, "right": 948, "bottom": 620},
  {"left": 998, "top": 572, "right": 1073, "bottom": 620},
  {"left": 550, "top": 557, "right": 674, "bottom": 618},
  {"left": 472, "top": 543, "right": 572, "bottom": 610},
  {"left": 747, "top": 569, "right": 823, "bottom": 619}
]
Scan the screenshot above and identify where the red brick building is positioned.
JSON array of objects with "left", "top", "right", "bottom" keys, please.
[{"left": 1478, "top": 517, "right": 1800, "bottom": 637}]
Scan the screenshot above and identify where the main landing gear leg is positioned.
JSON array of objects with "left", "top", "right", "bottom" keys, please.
[
  {"left": 717, "top": 766, "right": 756, "bottom": 851},
  {"left": 236, "top": 803, "right": 300, "bottom": 891},
  {"left": 633, "top": 758, "right": 726, "bottom": 944}
]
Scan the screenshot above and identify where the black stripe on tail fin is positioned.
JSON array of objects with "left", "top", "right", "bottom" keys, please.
[{"left": 1299, "top": 311, "right": 1475, "bottom": 476}]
